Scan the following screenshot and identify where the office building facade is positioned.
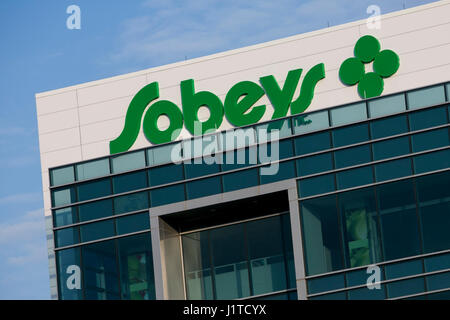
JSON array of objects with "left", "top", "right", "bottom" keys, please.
[{"left": 36, "top": 1, "right": 450, "bottom": 300}]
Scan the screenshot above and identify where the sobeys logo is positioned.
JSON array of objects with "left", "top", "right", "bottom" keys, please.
[
  {"left": 339, "top": 35, "right": 400, "bottom": 99},
  {"left": 110, "top": 35, "right": 400, "bottom": 155},
  {"left": 110, "top": 63, "right": 325, "bottom": 154}
]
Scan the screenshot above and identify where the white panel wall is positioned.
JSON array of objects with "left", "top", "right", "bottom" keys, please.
[{"left": 36, "top": 0, "right": 450, "bottom": 217}]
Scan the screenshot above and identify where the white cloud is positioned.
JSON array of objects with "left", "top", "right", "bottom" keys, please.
[
  {"left": 0, "top": 207, "right": 45, "bottom": 245},
  {"left": 0, "top": 192, "right": 42, "bottom": 205},
  {"left": 107, "top": 0, "right": 374, "bottom": 69}
]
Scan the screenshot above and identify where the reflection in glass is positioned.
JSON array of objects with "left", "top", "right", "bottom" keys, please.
[{"left": 117, "top": 233, "right": 155, "bottom": 300}]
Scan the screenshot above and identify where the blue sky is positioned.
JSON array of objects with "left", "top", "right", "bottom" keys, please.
[{"left": 0, "top": 0, "right": 438, "bottom": 299}]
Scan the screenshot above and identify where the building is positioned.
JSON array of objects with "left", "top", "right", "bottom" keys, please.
[{"left": 36, "top": 1, "right": 450, "bottom": 300}]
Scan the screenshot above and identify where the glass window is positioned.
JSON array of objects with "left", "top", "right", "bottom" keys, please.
[
  {"left": 331, "top": 102, "right": 367, "bottom": 126},
  {"left": 80, "top": 219, "right": 115, "bottom": 243},
  {"left": 347, "top": 285, "right": 386, "bottom": 300},
  {"left": 309, "top": 291, "right": 347, "bottom": 300},
  {"left": 447, "top": 83, "right": 450, "bottom": 101},
  {"left": 407, "top": 85, "right": 446, "bottom": 110},
  {"left": 424, "top": 252, "right": 450, "bottom": 272},
  {"left": 112, "top": 170, "right": 148, "bottom": 194},
  {"left": 334, "top": 145, "right": 371, "bottom": 169},
  {"left": 409, "top": 106, "right": 447, "bottom": 131},
  {"left": 183, "top": 134, "right": 220, "bottom": 159},
  {"left": 220, "top": 127, "right": 256, "bottom": 151},
  {"left": 256, "top": 118, "right": 292, "bottom": 142},
  {"left": 182, "top": 232, "right": 214, "bottom": 300},
  {"left": 372, "top": 136, "right": 410, "bottom": 160},
  {"left": 55, "top": 227, "right": 79, "bottom": 247},
  {"left": 307, "top": 273, "right": 345, "bottom": 295},
  {"left": 148, "top": 164, "right": 184, "bottom": 187},
  {"left": 116, "top": 213, "right": 150, "bottom": 236},
  {"left": 52, "top": 187, "right": 76, "bottom": 207},
  {"left": 56, "top": 247, "right": 82, "bottom": 300},
  {"left": 260, "top": 160, "right": 296, "bottom": 184},
  {"left": 117, "top": 233, "right": 155, "bottom": 300},
  {"left": 77, "top": 179, "right": 111, "bottom": 202},
  {"left": 148, "top": 142, "right": 182, "bottom": 166},
  {"left": 292, "top": 110, "right": 329, "bottom": 134},
  {"left": 298, "top": 173, "right": 335, "bottom": 198},
  {"left": 371, "top": 114, "right": 408, "bottom": 139},
  {"left": 411, "top": 128, "right": 449, "bottom": 153},
  {"left": 385, "top": 260, "right": 423, "bottom": 280},
  {"left": 82, "top": 240, "right": 120, "bottom": 299},
  {"left": 78, "top": 199, "right": 113, "bottom": 222},
  {"left": 294, "top": 131, "right": 331, "bottom": 156},
  {"left": 426, "top": 272, "right": 450, "bottom": 291},
  {"left": 377, "top": 180, "right": 421, "bottom": 260},
  {"left": 332, "top": 123, "right": 369, "bottom": 148},
  {"left": 51, "top": 166, "right": 74, "bottom": 186},
  {"left": 247, "top": 216, "right": 290, "bottom": 295},
  {"left": 184, "top": 158, "right": 220, "bottom": 179},
  {"left": 336, "top": 166, "right": 373, "bottom": 190},
  {"left": 221, "top": 146, "right": 258, "bottom": 171},
  {"left": 186, "top": 177, "right": 222, "bottom": 200},
  {"left": 375, "top": 158, "right": 412, "bottom": 182},
  {"left": 222, "top": 169, "right": 258, "bottom": 192},
  {"left": 150, "top": 184, "right": 185, "bottom": 207},
  {"left": 111, "top": 150, "right": 146, "bottom": 174},
  {"left": 297, "top": 153, "right": 333, "bottom": 177},
  {"left": 76, "top": 159, "right": 110, "bottom": 181},
  {"left": 417, "top": 171, "right": 450, "bottom": 253},
  {"left": 210, "top": 224, "right": 250, "bottom": 299},
  {"left": 259, "top": 139, "right": 294, "bottom": 163},
  {"left": 54, "top": 207, "right": 77, "bottom": 227},
  {"left": 346, "top": 267, "right": 385, "bottom": 287},
  {"left": 114, "top": 191, "right": 149, "bottom": 214},
  {"left": 413, "top": 149, "right": 450, "bottom": 174},
  {"left": 368, "top": 93, "right": 406, "bottom": 118},
  {"left": 338, "top": 187, "right": 381, "bottom": 268},
  {"left": 300, "top": 195, "right": 343, "bottom": 275},
  {"left": 387, "top": 277, "right": 425, "bottom": 299}
]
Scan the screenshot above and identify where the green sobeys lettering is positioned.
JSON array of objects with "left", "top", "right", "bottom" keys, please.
[
  {"left": 109, "top": 63, "right": 326, "bottom": 154},
  {"left": 224, "top": 81, "right": 266, "bottom": 127},
  {"left": 181, "top": 79, "right": 224, "bottom": 135}
]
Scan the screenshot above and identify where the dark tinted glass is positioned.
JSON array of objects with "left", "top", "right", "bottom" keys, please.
[
  {"left": 375, "top": 158, "right": 412, "bottom": 182},
  {"left": 186, "top": 177, "right": 222, "bottom": 200},
  {"left": 78, "top": 199, "right": 113, "bottom": 222},
  {"left": 377, "top": 180, "right": 421, "bottom": 260},
  {"left": 55, "top": 227, "right": 79, "bottom": 247},
  {"left": 82, "top": 240, "right": 120, "bottom": 299},
  {"left": 300, "top": 195, "right": 343, "bottom": 275},
  {"left": 54, "top": 207, "right": 77, "bottom": 227},
  {"left": 112, "top": 170, "right": 148, "bottom": 194},
  {"left": 334, "top": 145, "right": 371, "bottom": 169},
  {"left": 370, "top": 115, "right": 408, "bottom": 139},
  {"left": 260, "top": 160, "right": 296, "bottom": 184},
  {"left": 408, "top": 106, "right": 447, "bottom": 131},
  {"left": 116, "top": 213, "right": 150, "bottom": 236},
  {"left": 297, "top": 153, "right": 333, "bottom": 177},
  {"left": 411, "top": 128, "right": 449, "bottom": 152},
  {"left": 332, "top": 124, "right": 369, "bottom": 148},
  {"left": 413, "top": 149, "right": 450, "bottom": 174},
  {"left": 372, "top": 136, "right": 410, "bottom": 160},
  {"left": 298, "top": 173, "right": 335, "bottom": 198},
  {"left": 222, "top": 169, "right": 258, "bottom": 192},
  {"left": 338, "top": 187, "right": 381, "bottom": 268},
  {"left": 150, "top": 184, "right": 185, "bottom": 207},
  {"left": 148, "top": 164, "right": 184, "bottom": 186},
  {"left": 80, "top": 219, "right": 115, "bottom": 242},
  {"left": 307, "top": 273, "right": 345, "bottom": 295},
  {"left": 417, "top": 171, "right": 450, "bottom": 253},
  {"left": 56, "top": 248, "right": 82, "bottom": 300},
  {"left": 336, "top": 166, "right": 373, "bottom": 189},
  {"left": 77, "top": 179, "right": 111, "bottom": 202},
  {"left": 294, "top": 131, "right": 331, "bottom": 156},
  {"left": 184, "top": 158, "right": 220, "bottom": 179},
  {"left": 114, "top": 191, "right": 149, "bottom": 214},
  {"left": 117, "top": 233, "right": 156, "bottom": 300}
]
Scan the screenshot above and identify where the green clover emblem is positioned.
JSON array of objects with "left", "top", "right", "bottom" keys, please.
[{"left": 339, "top": 35, "right": 400, "bottom": 99}]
